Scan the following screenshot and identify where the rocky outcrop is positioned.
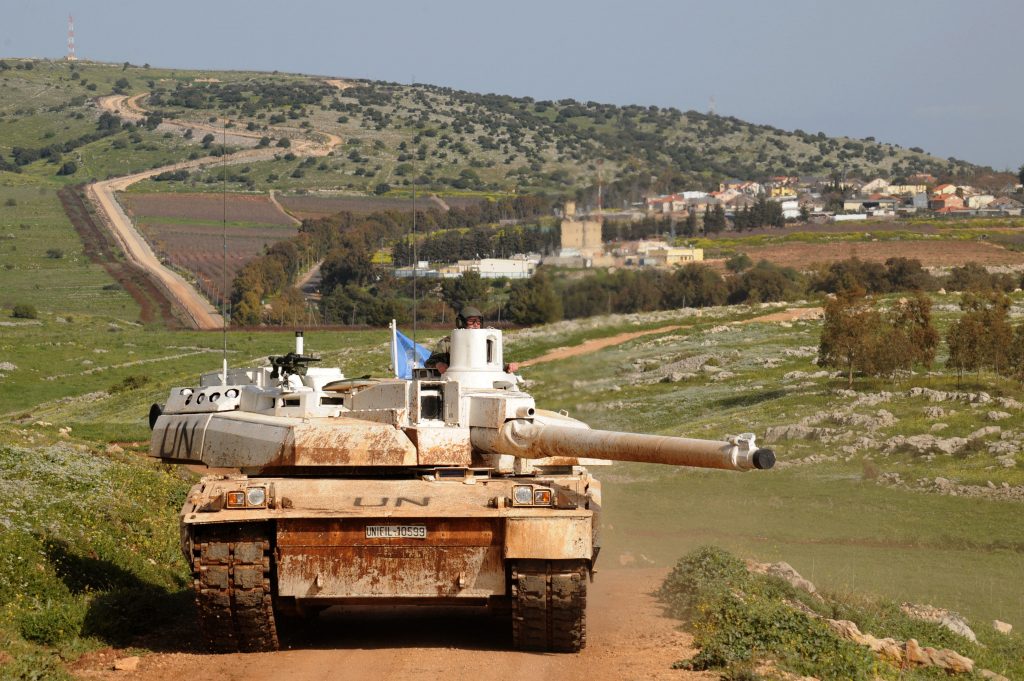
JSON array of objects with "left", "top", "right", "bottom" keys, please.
[
  {"left": 826, "top": 619, "right": 973, "bottom": 673},
  {"left": 745, "top": 559, "right": 821, "bottom": 599},
  {"left": 900, "top": 603, "right": 976, "bottom": 642}
]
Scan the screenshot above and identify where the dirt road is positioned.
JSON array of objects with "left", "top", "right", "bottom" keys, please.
[
  {"left": 73, "top": 568, "right": 712, "bottom": 681},
  {"left": 87, "top": 151, "right": 279, "bottom": 329},
  {"left": 520, "top": 307, "right": 821, "bottom": 368},
  {"left": 88, "top": 94, "right": 342, "bottom": 329}
]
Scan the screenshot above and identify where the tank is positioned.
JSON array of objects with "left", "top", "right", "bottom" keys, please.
[{"left": 149, "top": 328, "right": 774, "bottom": 653}]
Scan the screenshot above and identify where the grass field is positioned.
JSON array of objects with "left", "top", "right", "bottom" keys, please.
[{"left": 0, "top": 183, "right": 139, "bottom": 318}]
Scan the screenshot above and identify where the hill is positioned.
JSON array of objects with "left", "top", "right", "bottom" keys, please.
[{"left": 0, "top": 58, "right": 982, "bottom": 203}]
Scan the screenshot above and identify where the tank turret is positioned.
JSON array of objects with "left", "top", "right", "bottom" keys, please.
[{"left": 149, "top": 328, "right": 774, "bottom": 654}]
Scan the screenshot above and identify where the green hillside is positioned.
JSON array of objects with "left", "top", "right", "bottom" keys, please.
[{"left": 1, "top": 57, "right": 980, "bottom": 202}]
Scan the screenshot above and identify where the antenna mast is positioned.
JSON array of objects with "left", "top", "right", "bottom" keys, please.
[
  {"left": 66, "top": 15, "right": 77, "bottom": 62},
  {"left": 220, "top": 125, "right": 228, "bottom": 384}
]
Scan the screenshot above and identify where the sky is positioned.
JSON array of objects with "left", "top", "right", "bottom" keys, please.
[{"left": 3, "top": 0, "right": 1023, "bottom": 171}]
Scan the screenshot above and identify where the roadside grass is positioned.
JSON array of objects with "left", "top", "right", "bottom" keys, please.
[
  {"left": 0, "top": 429, "right": 196, "bottom": 678},
  {"left": 0, "top": 184, "right": 138, "bottom": 318},
  {"left": 660, "top": 546, "right": 1024, "bottom": 679}
]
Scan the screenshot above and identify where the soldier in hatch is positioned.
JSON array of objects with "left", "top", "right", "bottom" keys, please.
[{"left": 426, "top": 305, "right": 519, "bottom": 374}]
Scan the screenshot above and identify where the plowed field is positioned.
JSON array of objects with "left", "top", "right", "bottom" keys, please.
[
  {"left": 276, "top": 195, "right": 420, "bottom": 219},
  {"left": 741, "top": 239, "right": 1024, "bottom": 268},
  {"left": 121, "top": 193, "right": 297, "bottom": 226}
]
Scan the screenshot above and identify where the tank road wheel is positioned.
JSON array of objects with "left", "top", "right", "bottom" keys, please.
[
  {"left": 192, "top": 524, "right": 280, "bottom": 653},
  {"left": 511, "top": 560, "right": 587, "bottom": 652}
]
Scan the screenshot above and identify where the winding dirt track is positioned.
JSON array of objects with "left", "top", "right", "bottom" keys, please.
[
  {"left": 520, "top": 307, "right": 822, "bottom": 368},
  {"left": 73, "top": 568, "right": 713, "bottom": 681},
  {"left": 89, "top": 94, "right": 341, "bottom": 329}
]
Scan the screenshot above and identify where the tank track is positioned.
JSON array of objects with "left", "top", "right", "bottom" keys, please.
[
  {"left": 511, "top": 560, "right": 587, "bottom": 652},
  {"left": 191, "top": 523, "right": 280, "bottom": 653}
]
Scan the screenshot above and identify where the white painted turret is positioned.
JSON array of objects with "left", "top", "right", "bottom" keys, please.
[{"left": 444, "top": 328, "right": 515, "bottom": 390}]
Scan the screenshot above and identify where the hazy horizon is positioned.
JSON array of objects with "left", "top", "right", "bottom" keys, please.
[{"left": 4, "top": 0, "right": 1023, "bottom": 171}]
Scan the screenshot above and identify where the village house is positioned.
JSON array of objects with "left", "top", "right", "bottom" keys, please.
[
  {"left": 860, "top": 178, "right": 889, "bottom": 194},
  {"left": 929, "top": 194, "right": 965, "bottom": 211},
  {"left": 966, "top": 194, "right": 995, "bottom": 209},
  {"left": 884, "top": 183, "right": 929, "bottom": 196},
  {"left": 640, "top": 246, "right": 704, "bottom": 267}
]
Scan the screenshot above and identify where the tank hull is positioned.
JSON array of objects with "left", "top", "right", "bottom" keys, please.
[{"left": 181, "top": 474, "right": 599, "bottom": 652}]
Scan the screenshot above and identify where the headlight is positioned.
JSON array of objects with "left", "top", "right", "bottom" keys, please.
[
  {"left": 511, "top": 485, "right": 554, "bottom": 507},
  {"left": 512, "top": 485, "right": 534, "bottom": 506},
  {"left": 245, "top": 486, "right": 267, "bottom": 507}
]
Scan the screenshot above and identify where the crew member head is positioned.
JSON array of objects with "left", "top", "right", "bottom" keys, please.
[{"left": 456, "top": 305, "right": 483, "bottom": 329}]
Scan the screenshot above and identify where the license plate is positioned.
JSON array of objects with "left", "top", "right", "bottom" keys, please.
[{"left": 365, "top": 525, "right": 427, "bottom": 539}]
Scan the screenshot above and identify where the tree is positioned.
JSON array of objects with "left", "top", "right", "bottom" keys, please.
[
  {"left": 321, "top": 242, "right": 374, "bottom": 291},
  {"left": 725, "top": 253, "right": 752, "bottom": 273},
  {"left": 266, "top": 287, "right": 308, "bottom": 326},
  {"left": 56, "top": 160, "right": 77, "bottom": 176},
  {"left": 945, "top": 291, "right": 1013, "bottom": 383},
  {"left": 1018, "top": 163, "right": 1024, "bottom": 187},
  {"left": 668, "top": 264, "right": 727, "bottom": 308},
  {"left": 506, "top": 271, "right": 562, "bottom": 325},
  {"left": 888, "top": 293, "right": 939, "bottom": 370},
  {"left": 818, "top": 290, "right": 884, "bottom": 387},
  {"left": 440, "top": 271, "right": 488, "bottom": 315},
  {"left": 683, "top": 209, "right": 698, "bottom": 237}
]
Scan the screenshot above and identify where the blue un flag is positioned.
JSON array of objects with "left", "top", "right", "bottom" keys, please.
[{"left": 393, "top": 326, "right": 432, "bottom": 379}]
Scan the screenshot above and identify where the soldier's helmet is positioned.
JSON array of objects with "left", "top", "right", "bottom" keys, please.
[{"left": 456, "top": 305, "right": 483, "bottom": 328}]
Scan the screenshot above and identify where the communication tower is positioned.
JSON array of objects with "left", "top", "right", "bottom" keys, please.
[{"left": 66, "top": 15, "right": 77, "bottom": 61}]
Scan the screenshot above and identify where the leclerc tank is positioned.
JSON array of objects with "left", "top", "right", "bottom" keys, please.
[{"left": 149, "top": 329, "right": 774, "bottom": 653}]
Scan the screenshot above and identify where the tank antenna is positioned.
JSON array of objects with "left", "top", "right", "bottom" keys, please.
[
  {"left": 220, "top": 123, "right": 228, "bottom": 385},
  {"left": 410, "top": 75, "right": 419, "bottom": 359}
]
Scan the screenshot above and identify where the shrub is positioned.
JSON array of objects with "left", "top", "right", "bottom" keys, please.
[
  {"left": 108, "top": 374, "right": 152, "bottom": 394},
  {"left": 17, "top": 597, "right": 86, "bottom": 646},
  {"left": 11, "top": 303, "right": 37, "bottom": 319},
  {"left": 4, "top": 198, "right": 16, "bottom": 207},
  {"left": 660, "top": 546, "right": 874, "bottom": 678},
  {"left": 45, "top": 248, "right": 64, "bottom": 259}
]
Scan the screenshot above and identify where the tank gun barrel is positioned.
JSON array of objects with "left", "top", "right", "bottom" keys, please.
[{"left": 472, "top": 420, "right": 775, "bottom": 471}]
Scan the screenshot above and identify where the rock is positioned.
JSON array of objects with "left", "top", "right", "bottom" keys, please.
[
  {"left": 988, "top": 411, "right": 1011, "bottom": 421},
  {"left": 993, "top": 619, "right": 1012, "bottom": 634},
  {"left": 113, "top": 656, "right": 140, "bottom": 672},
  {"left": 105, "top": 443, "right": 124, "bottom": 454},
  {"left": 969, "top": 426, "right": 1001, "bottom": 440},
  {"left": 979, "top": 670, "right": 1010, "bottom": 681},
  {"left": 746, "top": 560, "right": 819, "bottom": 597},
  {"left": 764, "top": 425, "right": 836, "bottom": 443},
  {"left": 923, "top": 406, "right": 945, "bottom": 419},
  {"left": 930, "top": 423, "right": 948, "bottom": 432},
  {"left": 929, "top": 646, "right": 974, "bottom": 673},
  {"left": 900, "top": 603, "right": 977, "bottom": 642}
]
